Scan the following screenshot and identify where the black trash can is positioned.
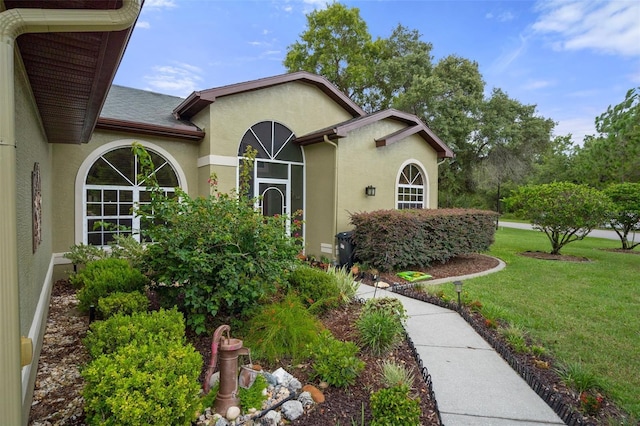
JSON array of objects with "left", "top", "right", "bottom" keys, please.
[{"left": 335, "top": 231, "right": 355, "bottom": 268}]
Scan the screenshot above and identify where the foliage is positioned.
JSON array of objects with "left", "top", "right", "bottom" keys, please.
[
  {"left": 505, "top": 182, "right": 611, "bottom": 254},
  {"left": 238, "top": 374, "right": 268, "bottom": 412},
  {"left": 64, "top": 243, "right": 108, "bottom": 267},
  {"left": 82, "top": 340, "right": 202, "bottom": 426},
  {"left": 287, "top": 264, "right": 342, "bottom": 314},
  {"left": 369, "top": 384, "right": 421, "bottom": 426},
  {"left": 572, "top": 87, "right": 640, "bottom": 186},
  {"left": 498, "top": 324, "right": 529, "bottom": 354},
  {"left": 351, "top": 209, "right": 498, "bottom": 271},
  {"left": 555, "top": 361, "right": 602, "bottom": 394},
  {"left": 379, "top": 360, "right": 415, "bottom": 389},
  {"left": 308, "top": 330, "right": 365, "bottom": 387},
  {"left": 108, "top": 234, "right": 146, "bottom": 268},
  {"left": 361, "top": 297, "right": 407, "bottom": 324},
  {"left": 326, "top": 265, "right": 360, "bottom": 304},
  {"left": 284, "top": 2, "right": 377, "bottom": 108},
  {"left": 83, "top": 308, "right": 186, "bottom": 359},
  {"left": 243, "top": 293, "right": 323, "bottom": 363},
  {"left": 133, "top": 143, "right": 301, "bottom": 334},
  {"left": 97, "top": 290, "right": 148, "bottom": 319},
  {"left": 603, "top": 182, "right": 640, "bottom": 249},
  {"left": 357, "top": 310, "right": 404, "bottom": 356},
  {"left": 73, "top": 258, "right": 148, "bottom": 312}
]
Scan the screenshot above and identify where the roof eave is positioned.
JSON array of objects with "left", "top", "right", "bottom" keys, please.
[{"left": 96, "top": 117, "right": 204, "bottom": 142}]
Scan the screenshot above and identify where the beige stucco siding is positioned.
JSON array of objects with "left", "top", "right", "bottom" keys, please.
[
  {"left": 335, "top": 119, "right": 439, "bottom": 233},
  {"left": 51, "top": 132, "right": 199, "bottom": 253},
  {"left": 14, "top": 57, "right": 54, "bottom": 421}
]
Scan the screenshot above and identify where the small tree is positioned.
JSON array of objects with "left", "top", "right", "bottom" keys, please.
[
  {"left": 506, "top": 182, "right": 611, "bottom": 254},
  {"left": 604, "top": 182, "right": 640, "bottom": 250}
]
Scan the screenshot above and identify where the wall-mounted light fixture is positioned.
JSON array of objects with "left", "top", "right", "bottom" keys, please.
[{"left": 365, "top": 185, "right": 376, "bottom": 197}]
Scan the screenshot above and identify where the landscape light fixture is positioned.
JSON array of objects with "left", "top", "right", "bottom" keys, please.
[
  {"left": 365, "top": 185, "right": 376, "bottom": 196},
  {"left": 453, "top": 280, "right": 463, "bottom": 309}
]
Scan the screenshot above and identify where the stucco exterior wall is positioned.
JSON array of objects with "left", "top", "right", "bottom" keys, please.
[
  {"left": 14, "top": 56, "right": 54, "bottom": 421},
  {"left": 335, "top": 119, "right": 439, "bottom": 233},
  {"left": 51, "top": 132, "right": 200, "bottom": 253}
]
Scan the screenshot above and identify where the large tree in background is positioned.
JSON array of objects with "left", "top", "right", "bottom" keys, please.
[
  {"left": 572, "top": 87, "right": 640, "bottom": 187},
  {"left": 284, "top": 2, "right": 555, "bottom": 209},
  {"left": 284, "top": 3, "right": 378, "bottom": 109}
]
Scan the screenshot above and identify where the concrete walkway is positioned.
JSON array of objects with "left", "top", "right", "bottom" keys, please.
[{"left": 356, "top": 279, "right": 565, "bottom": 426}]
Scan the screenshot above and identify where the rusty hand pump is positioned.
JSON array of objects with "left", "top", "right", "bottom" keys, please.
[{"left": 204, "top": 325, "right": 250, "bottom": 416}]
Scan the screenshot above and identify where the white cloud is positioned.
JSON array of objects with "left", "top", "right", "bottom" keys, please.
[
  {"left": 135, "top": 20, "right": 150, "bottom": 29},
  {"left": 143, "top": 63, "right": 203, "bottom": 97},
  {"left": 533, "top": 0, "right": 640, "bottom": 57},
  {"left": 553, "top": 116, "right": 596, "bottom": 145},
  {"left": 522, "top": 79, "right": 554, "bottom": 90}
]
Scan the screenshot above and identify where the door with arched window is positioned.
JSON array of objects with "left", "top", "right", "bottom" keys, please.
[
  {"left": 83, "top": 147, "right": 179, "bottom": 246},
  {"left": 238, "top": 121, "right": 304, "bottom": 232}
]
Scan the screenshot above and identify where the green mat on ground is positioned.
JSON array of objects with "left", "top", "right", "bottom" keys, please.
[{"left": 397, "top": 271, "right": 432, "bottom": 282}]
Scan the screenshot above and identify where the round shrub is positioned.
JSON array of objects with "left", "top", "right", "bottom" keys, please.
[
  {"left": 287, "top": 265, "right": 341, "bottom": 314},
  {"left": 84, "top": 308, "right": 186, "bottom": 359},
  {"left": 370, "top": 384, "right": 421, "bottom": 426},
  {"left": 307, "top": 330, "right": 365, "bottom": 387},
  {"left": 82, "top": 340, "right": 202, "bottom": 426},
  {"left": 357, "top": 310, "right": 404, "bottom": 356},
  {"left": 97, "top": 291, "right": 149, "bottom": 319},
  {"left": 75, "top": 258, "right": 148, "bottom": 312}
]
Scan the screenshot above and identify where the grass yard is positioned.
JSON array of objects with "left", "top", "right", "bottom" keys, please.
[{"left": 433, "top": 228, "right": 639, "bottom": 418}]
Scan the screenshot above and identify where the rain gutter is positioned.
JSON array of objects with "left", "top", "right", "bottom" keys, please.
[
  {"left": 0, "top": 1, "right": 141, "bottom": 424},
  {"left": 323, "top": 135, "right": 339, "bottom": 257}
]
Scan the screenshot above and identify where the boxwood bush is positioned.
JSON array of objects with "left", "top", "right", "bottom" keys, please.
[
  {"left": 97, "top": 291, "right": 149, "bottom": 319},
  {"left": 73, "top": 258, "right": 148, "bottom": 312}
]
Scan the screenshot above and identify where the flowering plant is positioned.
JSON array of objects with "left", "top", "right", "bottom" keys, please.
[{"left": 579, "top": 390, "right": 603, "bottom": 416}]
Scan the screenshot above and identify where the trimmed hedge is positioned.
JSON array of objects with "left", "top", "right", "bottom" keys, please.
[{"left": 350, "top": 209, "right": 498, "bottom": 271}]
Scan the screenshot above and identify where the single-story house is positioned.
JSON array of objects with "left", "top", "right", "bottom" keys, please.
[{"left": 0, "top": 1, "right": 453, "bottom": 424}]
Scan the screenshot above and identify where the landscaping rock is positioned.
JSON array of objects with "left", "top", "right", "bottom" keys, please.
[
  {"left": 297, "top": 391, "right": 314, "bottom": 408},
  {"left": 225, "top": 406, "right": 240, "bottom": 421},
  {"left": 287, "top": 377, "right": 302, "bottom": 392},
  {"left": 301, "top": 384, "right": 325, "bottom": 403},
  {"left": 272, "top": 367, "right": 294, "bottom": 386},
  {"left": 260, "top": 410, "right": 281, "bottom": 426},
  {"left": 281, "top": 400, "right": 304, "bottom": 421}
]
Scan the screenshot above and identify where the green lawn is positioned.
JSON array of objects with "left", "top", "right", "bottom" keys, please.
[{"left": 432, "top": 228, "right": 640, "bottom": 418}]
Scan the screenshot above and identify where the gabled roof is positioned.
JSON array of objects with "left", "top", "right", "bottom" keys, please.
[
  {"left": 173, "top": 71, "right": 366, "bottom": 120},
  {"left": 96, "top": 85, "right": 204, "bottom": 141},
  {"left": 4, "top": 0, "right": 139, "bottom": 144},
  {"left": 295, "top": 109, "right": 454, "bottom": 159}
]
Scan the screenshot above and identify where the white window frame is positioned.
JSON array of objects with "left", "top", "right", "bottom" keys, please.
[
  {"left": 396, "top": 160, "right": 429, "bottom": 209},
  {"left": 75, "top": 139, "right": 187, "bottom": 245}
]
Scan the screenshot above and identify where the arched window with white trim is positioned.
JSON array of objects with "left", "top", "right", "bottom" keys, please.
[
  {"left": 397, "top": 163, "right": 427, "bottom": 209},
  {"left": 83, "top": 146, "right": 179, "bottom": 246}
]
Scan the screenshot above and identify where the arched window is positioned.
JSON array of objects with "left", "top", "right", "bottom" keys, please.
[
  {"left": 238, "top": 121, "right": 304, "bottom": 232},
  {"left": 397, "top": 163, "right": 426, "bottom": 209},
  {"left": 83, "top": 146, "right": 179, "bottom": 246}
]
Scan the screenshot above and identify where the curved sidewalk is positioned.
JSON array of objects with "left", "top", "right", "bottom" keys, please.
[{"left": 356, "top": 281, "right": 564, "bottom": 426}]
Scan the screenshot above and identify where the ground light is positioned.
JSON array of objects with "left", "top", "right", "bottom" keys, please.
[{"left": 453, "top": 280, "right": 463, "bottom": 310}]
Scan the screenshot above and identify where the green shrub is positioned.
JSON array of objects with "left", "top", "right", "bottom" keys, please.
[
  {"left": 84, "top": 308, "right": 185, "bottom": 359},
  {"left": 97, "top": 291, "right": 148, "bottom": 319},
  {"left": 370, "top": 384, "right": 421, "bottom": 426},
  {"left": 499, "top": 325, "right": 529, "bottom": 354},
  {"left": 287, "top": 265, "right": 341, "bottom": 314},
  {"left": 82, "top": 341, "right": 202, "bottom": 426},
  {"left": 74, "top": 258, "right": 148, "bottom": 312},
  {"left": 238, "top": 374, "right": 268, "bottom": 412},
  {"left": 307, "top": 330, "right": 364, "bottom": 387},
  {"left": 326, "top": 265, "right": 360, "bottom": 304},
  {"left": 357, "top": 310, "right": 404, "bottom": 356},
  {"left": 361, "top": 297, "right": 407, "bottom": 324},
  {"left": 243, "top": 293, "right": 323, "bottom": 363},
  {"left": 556, "top": 360, "right": 602, "bottom": 393},
  {"left": 134, "top": 144, "right": 301, "bottom": 334},
  {"left": 379, "top": 360, "right": 415, "bottom": 388}
]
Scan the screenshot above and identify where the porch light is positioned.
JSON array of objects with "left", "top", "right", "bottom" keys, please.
[
  {"left": 453, "top": 280, "right": 463, "bottom": 309},
  {"left": 365, "top": 185, "right": 376, "bottom": 196}
]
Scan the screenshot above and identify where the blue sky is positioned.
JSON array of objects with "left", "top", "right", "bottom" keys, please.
[{"left": 113, "top": 0, "right": 640, "bottom": 145}]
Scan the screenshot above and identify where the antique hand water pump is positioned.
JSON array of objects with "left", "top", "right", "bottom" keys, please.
[{"left": 204, "top": 325, "right": 250, "bottom": 415}]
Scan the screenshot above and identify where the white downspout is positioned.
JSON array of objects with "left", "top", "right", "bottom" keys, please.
[
  {"left": 323, "top": 135, "right": 339, "bottom": 259},
  {"left": 0, "top": 2, "right": 141, "bottom": 425}
]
